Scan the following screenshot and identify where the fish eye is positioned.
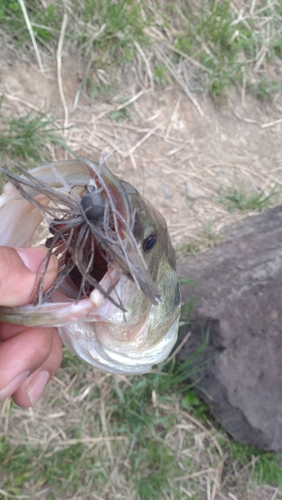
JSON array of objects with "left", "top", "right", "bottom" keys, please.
[{"left": 143, "top": 233, "right": 157, "bottom": 252}]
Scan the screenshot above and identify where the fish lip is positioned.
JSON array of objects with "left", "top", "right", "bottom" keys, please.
[
  {"left": 58, "top": 310, "right": 180, "bottom": 375},
  {"left": 0, "top": 266, "right": 124, "bottom": 328}
]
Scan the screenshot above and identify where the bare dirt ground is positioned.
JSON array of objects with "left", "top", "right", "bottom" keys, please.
[
  {"left": 1, "top": 52, "right": 282, "bottom": 500},
  {"left": 2, "top": 56, "right": 282, "bottom": 252}
]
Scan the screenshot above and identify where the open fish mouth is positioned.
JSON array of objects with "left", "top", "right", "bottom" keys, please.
[{"left": 0, "top": 159, "right": 181, "bottom": 374}]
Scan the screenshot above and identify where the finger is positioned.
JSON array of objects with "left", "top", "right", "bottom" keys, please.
[
  {"left": 0, "top": 246, "right": 58, "bottom": 307},
  {"left": 0, "top": 322, "right": 31, "bottom": 340},
  {"left": 12, "top": 330, "right": 62, "bottom": 408},
  {"left": 0, "top": 326, "right": 58, "bottom": 401}
]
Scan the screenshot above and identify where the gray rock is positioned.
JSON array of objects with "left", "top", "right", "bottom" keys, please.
[
  {"left": 177, "top": 207, "right": 282, "bottom": 451},
  {"left": 162, "top": 185, "right": 173, "bottom": 199},
  {"left": 186, "top": 180, "right": 207, "bottom": 199}
]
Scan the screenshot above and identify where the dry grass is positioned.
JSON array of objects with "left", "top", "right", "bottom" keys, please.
[
  {"left": 0, "top": 0, "right": 282, "bottom": 498},
  {"left": 1, "top": 351, "right": 282, "bottom": 500}
]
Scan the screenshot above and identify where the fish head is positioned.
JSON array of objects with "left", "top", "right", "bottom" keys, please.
[{"left": 0, "top": 159, "right": 181, "bottom": 374}]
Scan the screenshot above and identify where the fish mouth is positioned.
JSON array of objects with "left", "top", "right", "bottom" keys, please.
[
  {"left": 0, "top": 159, "right": 180, "bottom": 375},
  {"left": 0, "top": 159, "right": 161, "bottom": 312}
]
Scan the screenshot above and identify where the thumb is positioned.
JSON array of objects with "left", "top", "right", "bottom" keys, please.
[{"left": 0, "top": 247, "right": 58, "bottom": 307}]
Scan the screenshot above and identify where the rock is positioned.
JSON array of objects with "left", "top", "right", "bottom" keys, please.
[
  {"left": 162, "top": 185, "right": 173, "bottom": 199},
  {"left": 177, "top": 207, "right": 282, "bottom": 451},
  {"left": 186, "top": 180, "right": 206, "bottom": 199}
]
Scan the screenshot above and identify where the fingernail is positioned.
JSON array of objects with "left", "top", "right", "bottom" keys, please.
[
  {"left": 16, "top": 248, "right": 58, "bottom": 274},
  {"left": 0, "top": 371, "right": 30, "bottom": 402},
  {"left": 25, "top": 370, "right": 50, "bottom": 406}
]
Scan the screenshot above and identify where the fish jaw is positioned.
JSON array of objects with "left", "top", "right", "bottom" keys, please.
[
  {"left": 0, "top": 265, "right": 121, "bottom": 328},
  {"left": 58, "top": 272, "right": 179, "bottom": 374},
  {"left": 59, "top": 314, "right": 179, "bottom": 375}
]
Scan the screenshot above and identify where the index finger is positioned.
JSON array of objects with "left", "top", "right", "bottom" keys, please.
[{"left": 0, "top": 247, "right": 58, "bottom": 307}]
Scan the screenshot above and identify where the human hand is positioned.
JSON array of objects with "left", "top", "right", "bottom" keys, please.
[{"left": 0, "top": 247, "right": 62, "bottom": 408}]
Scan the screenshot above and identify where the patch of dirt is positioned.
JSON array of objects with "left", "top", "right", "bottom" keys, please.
[{"left": 1, "top": 57, "right": 282, "bottom": 252}]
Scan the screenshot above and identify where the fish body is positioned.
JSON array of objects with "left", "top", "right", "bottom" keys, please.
[{"left": 0, "top": 159, "right": 180, "bottom": 374}]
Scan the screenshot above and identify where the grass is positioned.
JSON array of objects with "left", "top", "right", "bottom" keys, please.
[
  {"left": 217, "top": 183, "right": 279, "bottom": 212},
  {"left": 0, "top": 1, "right": 61, "bottom": 45},
  {"left": 80, "top": 0, "right": 150, "bottom": 63},
  {"left": 169, "top": 0, "right": 282, "bottom": 102},
  {"left": 0, "top": 347, "right": 217, "bottom": 500},
  {"left": 0, "top": 1, "right": 281, "bottom": 102},
  {"left": 180, "top": 221, "right": 221, "bottom": 254},
  {"left": 2, "top": 349, "right": 282, "bottom": 499},
  {"left": 109, "top": 99, "right": 133, "bottom": 122},
  {"left": 0, "top": 105, "right": 70, "bottom": 167},
  {"left": 1, "top": 296, "right": 280, "bottom": 499},
  {"left": 224, "top": 441, "right": 282, "bottom": 489},
  {"left": 0, "top": 1, "right": 282, "bottom": 499},
  {"left": 0, "top": 0, "right": 150, "bottom": 63}
]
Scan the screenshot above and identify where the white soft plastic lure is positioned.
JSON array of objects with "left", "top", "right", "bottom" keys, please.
[{"left": 0, "top": 159, "right": 181, "bottom": 374}]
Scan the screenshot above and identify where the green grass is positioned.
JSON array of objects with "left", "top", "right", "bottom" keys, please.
[
  {"left": 80, "top": 0, "right": 150, "bottom": 63},
  {"left": 251, "top": 76, "right": 281, "bottom": 101},
  {"left": 2, "top": 347, "right": 282, "bottom": 499},
  {"left": 109, "top": 99, "right": 133, "bottom": 122},
  {"left": 0, "top": 430, "right": 179, "bottom": 500},
  {"left": 224, "top": 441, "right": 282, "bottom": 488},
  {"left": 153, "top": 64, "right": 168, "bottom": 86},
  {"left": 0, "top": 344, "right": 212, "bottom": 500},
  {"left": 0, "top": 0, "right": 150, "bottom": 64},
  {"left": 0, "top": 1, "right": 61, "bottom": 45},
  {"left": 169, "top": 0, "right": 282, "bottom": 102},
  {"left": 2, "top": 356, "right": 282, "bottom": 499},
  {"left": 217, "top": 183, "right": 278, "bottom": 212},
  {"left": 180, "top": 221, "right": 220, "bottom": 254},
  {"left": 0, "top": 106, "right": 71, "bottom": 168},
  {"left": 1, "top": 1, "right": 281, "bottom": 102}
]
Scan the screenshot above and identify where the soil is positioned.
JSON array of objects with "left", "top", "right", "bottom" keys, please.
[{"left": 1, "top": 55, "right": 282, "bottom": 252}]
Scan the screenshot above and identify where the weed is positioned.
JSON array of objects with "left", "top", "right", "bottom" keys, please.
[
  {"left": 200, "top": 221, "right": 219, "bottom": 244},
  {"left": 85, "top": 79, "right": 113, "bottom": 101},
  {"left": 0, "top": 0, "right": 62, "bottom": 46},
  {"left": 181, "top": 222, "right": 219, "bottom": 254},
  {"left": 217, "top": 183, "right": 278, "bottom": 212},
  {"left": 74, "top": 0, "right": 150, "bottom": 63},
  {"left": 1, "top": 1, "right": 281, "bottom": 103},
  {"left": 253, "top": 452, "right": 282, "bottom": 486},
  {"left": 153, "top": 64, "right": 168, "bottom": 86},
  {"left": 181, "top": 240, "right": 201, "bottom": 254},
  {"left": 61, "top": 347, "right": 88, "bottom": 370},
  {"left": 225, "top": 441, "right": 282, "bottom": 488},
  {"left": 170, "top": 0, "right": 282, "bottom": 102},
  {"left": 0, "top": 107, "right": 70, "bottom": 166},
  {"left": 182, "top": 388, "right": 201, "bottom": 409},
  {"left": 0, "top": 438, "right": 112, "bottom": 500},
  {"left": 0, "top": 345, "right": 209, "bottom": 500},
  {"left": 251, "top": 76, "right": 280, "bottom": 101},
  {"left": 109, "top": 101, "right": 133, "bottom": 122},
  {"left": 171, "top": 1, "right": 244, "bottom": 101},
  {"left": 131, "top": 441, "right": 177, "bottom": 499},
  {"left": 0, "top": 0, "right": 149, "bottom": 65}
]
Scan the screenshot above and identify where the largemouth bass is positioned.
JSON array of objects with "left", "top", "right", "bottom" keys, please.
[{"left": 0, "top": 159, "right": 180, "bottom": 374}]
